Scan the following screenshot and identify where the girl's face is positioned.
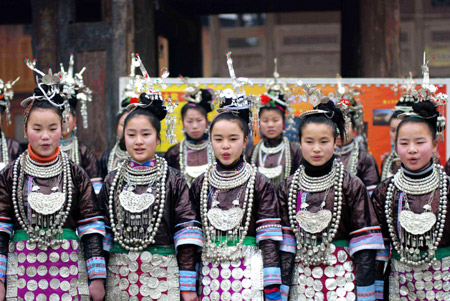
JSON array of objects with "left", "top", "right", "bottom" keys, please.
[
  {"left": 25, "top": 108, "right": 62, "bottom": 157},
  {"left": 211, "top": 119, "right": 248, "bottom": 166},
  {"left": 124, "top": 115, "right": 160, "bottom": 163},
  {"left": 183, "top": 108, "right": 208, "bottom": 140},
  {"left": 117, "top": 112, "right": 129, "bottom": 140},
  {"left": 300, "top": 123, "right": 336, "bottom": 166},
  {"left": 259, "top": 109, "right": 284, "bottom": 139},
  {"left": 62, "top": 112, "right": 76, "bottom": 139},
  {"left": 389, "top": 118, "right": 401, "bottom": 144},
  {"left": 396, "top": 122, "right": 437, "bottom": 171}
]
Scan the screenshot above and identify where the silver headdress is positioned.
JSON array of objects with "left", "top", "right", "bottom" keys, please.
[
  {"left": 128, "top": 54, "right": 178, "bottom": 144},
  {"left": 297, "top": 80, "right": 331, "bottom": 119},
  {"left": 397, "top": 51, "right": 447, "bottom": 141},
  {"left": 218, "top": 52, "right": 258, "bottom": 136},
  {"left": 330, "top": 74, "right": 364, "bottom": 136},
  {"left": 120, "top": 53, "right": 145, "bottom": 111},
  {"left": 179, "top": 76, "right": 214, "bottom": 113},
  {"left": 260, "top": 58, "right": 295, "bottom": 132},
  {"left": 0, "top": 76, "right": 20, "bottom": 125},
  {"left": 22, "top": 58, "right": 67, "bottom": 126},
  {"left": 59, "top": 53, "right": 93, "bottom": 129}
]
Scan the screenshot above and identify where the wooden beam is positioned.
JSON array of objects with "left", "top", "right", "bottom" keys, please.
[{"left": 360, "top": 0, "right": 401, "bottom": 77}]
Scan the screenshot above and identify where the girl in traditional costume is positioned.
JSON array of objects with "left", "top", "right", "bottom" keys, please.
[
  {"left": 100, "top": 55, "right": 202, "bottom": 300},
  {"left": 190, "top": 53, "right": 283, "bottom": 301},
  {"left": 333, "top": 77, "right": 379, "bottom": 195},
  {"left": 59, "top": 54, "right": 100, "bottom": 183},
  {"left": 245, "top": 59, "right": 302, "bottom": 188},
  {"left": 278, "top": 84, "right": 384, "bottom": 301},
  {"left": 372, "top": 54, "right": 450, "bottom": 300},
  {"left": 0, "top": 76, "right": 23, "bottom": 170},
  {"left": 0, "top": 59, "right": 107, "bottom": 300},
  {"left": 99, "top": 54, "right": 144, "bottom": 179},
  {"left": 165, "top": 77, "right": 214, "bottom": 187}
]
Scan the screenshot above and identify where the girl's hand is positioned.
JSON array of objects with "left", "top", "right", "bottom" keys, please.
[
  {"left": 89, "top": 279, "right": 105, "bottom": 301},
  {"left": 181, "top": 291, "right": 199, "bottom": 301}
]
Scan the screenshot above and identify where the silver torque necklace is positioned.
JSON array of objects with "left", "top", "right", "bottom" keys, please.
[
  {"left": 179, "top": 138, "right": 214, "bottom": 186},
  {"left": 12, "top": 151, "right": 72, "bottom": 249},
  {"left": 287, "top": 161, "right": 345, "bottom": 266},
  {"left": 109, "top": 155, "right": 168, "bottom": 252},
  {"left": 200, "top": 163, "right": 258, "bottom": 264},
  {"left": 251, "top": 136, "right": 291, "bottom": 181},
  {"left": 385, "top": 165, "right": 447, "bottom": 267}
]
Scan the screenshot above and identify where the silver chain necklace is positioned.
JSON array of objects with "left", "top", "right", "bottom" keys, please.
[
  {"left": 385, "top": 164, "right": 447, "bottom": 267},
  {"left": 0, "top": 133, "right": 8, "bottom": 167},
  {"left": 60, "top": 135, "right": 80, "bottom": 164},
  {"left": 179, "top": 138, "right": 214, "bottom": 186},
  {"left": 107, "top": 141, "right": 130, "bottom": 173},
  {"left": 200, "top": 163, "right": 257, "bottom": 264},
  {"left": 109, "top": 155, "right": 168, "bottom": 252},
  {"left": 287, "top": 161, "right": 345, "bottom": 266},
  {"left": 251, "top": 136, "right": 291, "bottom": 182},
  {"left": 381, "top": 152, "right": 400, "bottom": 181},
  {"left": 12, "top": 151, "right": 72, "bottom": 249}
]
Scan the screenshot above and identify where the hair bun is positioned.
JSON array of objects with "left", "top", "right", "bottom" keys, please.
[
  {"left": 412, "top": 101, "right": 438, "bottom": 118},
  {"left": 137, "top": 93, "right": 167, "bottom": 121},
  {"left": 32, "top": 87, "right": 65, "bottom": 106},
  {"left": 317, "top": 99, "right": 346, "bottom": 141},
  {"left": 197, "top": 89, "right": 214, "bottom": 114}
]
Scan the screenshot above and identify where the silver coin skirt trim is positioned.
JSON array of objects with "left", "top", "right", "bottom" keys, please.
[
  {"left": 6, "top": 239, "right": 89, "bottom": 299},
  {"left": 106, "top": 252, "right": 180, "bottom": 300}
]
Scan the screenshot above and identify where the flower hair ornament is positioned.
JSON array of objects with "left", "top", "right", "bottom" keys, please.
[
  {"left": 0, "top": 76, "right": 20, "bottom": 125},
  {"left": 216, "top": 52, "right": 258, "bottom": 137},
  {"left": 297, "top": 80, "right": 331, "bottom": 118},
  {"left": 398, "top": 51, "right": 447, "bottom": 141},
  {"left": 127, "top": 54, "right": 178, "bottom": 144},
  {"left": 59, "top": 53, "right": 93, "bottom": 130},
  {"left": 330, "top": 74, "right": 365, "bottom": 136},
  {"left": 392, "top": 72, "right": 417, "bottom": 114},
  {"left": 22, "top": 58, "right": 67, "bottom": 125},
  {"left": 260, "top": 58, "right": 295, "bottom": 132}
]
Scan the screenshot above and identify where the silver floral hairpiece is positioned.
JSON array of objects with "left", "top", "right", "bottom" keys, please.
[
  {"left": 128, "top": 54, "right": 178, "bottom": 144},
  {"left": 22, "top": 58, "right": 65, "bottom": 109},
  {"left": 0, "top": 76, "right": 20, "bottom": 125},
  {"left": 60, "top": 53, "right": 92, "bottom": 129}
]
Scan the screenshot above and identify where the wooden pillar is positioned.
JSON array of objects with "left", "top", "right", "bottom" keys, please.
[
  {"left": 360, "top": 0, "right": 401, "bottom": 77},
  {"left": 30, "top": 0, "right": 59, "bottom": 71},
  {"left": 341, "top": 0, "right": 361, "bottom": 77},
  {"left": 134, "top": 0, "right": 157, "bottom": 76},
  {"left": 265, "top": 14, "right": 276, "bottom": 77}
]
